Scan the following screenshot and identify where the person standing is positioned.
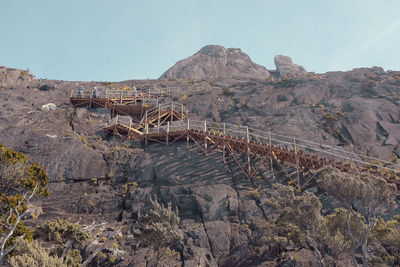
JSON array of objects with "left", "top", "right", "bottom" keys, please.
[
  {"left": 77, "top": 86, "right": 84, "bottom": 97},
  {"left": 131, "top": 84, "right": 137, "bottom": 96}
]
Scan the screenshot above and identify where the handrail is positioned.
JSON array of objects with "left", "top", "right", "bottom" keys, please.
[
  {"left": 186, "top": 119, "right": 400, "bottom": 169},
  {"left": 105, "top": 117, "right": 400, "bottom": 174},
  {"left": 71, "top": 88, "right": 184, "bottom": 98}
]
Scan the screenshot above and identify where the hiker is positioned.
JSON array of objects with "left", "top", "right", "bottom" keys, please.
[
  {"left": 92, "top": 87, "right": 97, "bottom": 98},
  {"left": 131, "top": 84, "right": 137, "bottom": 96},
  {"left": 77, "top": 87, "right": 84, "bottom": 97},
  {"left": 96, "top": 87, "right": 101, "bottom": 98}
]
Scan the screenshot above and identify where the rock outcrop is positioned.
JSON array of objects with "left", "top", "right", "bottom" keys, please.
[
  {"left": 274, "top": 55, "right": 306, "bottom": 77},
  {"left": 0, "top": 66, "right": 34, "bottom": 86},
  {"left": 160, "top": 45, "right": 270, "bottom": 80}
]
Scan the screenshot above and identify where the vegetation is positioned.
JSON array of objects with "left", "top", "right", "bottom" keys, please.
[
  {"left": 9, "top": 240, "right": 66, "bottom": 267},
  {"left": 264, "top": 167, "right": 398, "bottom": 266},
  {"left": 35, "top": 218, "right": 90, "bottom": 264},
  {"left": 133, "top": 196, "right": 183, "bottom": 266},
  {"left": 0, "top": 144, "right": 49, "bottom": 264},
  {"left": 316, "top": 166, "right": 397, "bottom": 266},
  {"left": 264, "top": 184, "right": 349, "bottom": 266}
]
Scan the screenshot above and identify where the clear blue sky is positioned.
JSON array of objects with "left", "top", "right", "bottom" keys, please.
[{"left": 1, "top": 0, "right": 400, "bottom": 81}]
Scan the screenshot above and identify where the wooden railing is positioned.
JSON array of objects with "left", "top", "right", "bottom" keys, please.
[
  {"left": 105, "top": 117, "right": 400, "bottom": 175},
  {"left": 70, "top": 87, "right": 183, "bottom": 99}
]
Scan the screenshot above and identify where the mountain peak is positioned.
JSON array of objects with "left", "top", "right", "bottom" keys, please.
[{"left": 160, "top": 45, "right": 269, "bottom": 80}]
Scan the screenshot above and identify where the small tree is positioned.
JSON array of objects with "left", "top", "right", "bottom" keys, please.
[
  {"left": 369, "top": 216, "right": 400, "bottom": 265},
  {"left": 133, "top": 196, "right": 183, "bottom": 266},
  {"left": 316, "top": 166, "right": 397, "bottom": 266},
  {"left": 265, "top": 184, "right": 349, "bottom": 266},
  {"left": 35, "top": 218, "right": 90, "bottom": 265},
  {"left": 8, "top": 239, "right": 66, "bottom": 267},
  {"left": 0, "top": 144, "right": 49, "bottom": 264}
]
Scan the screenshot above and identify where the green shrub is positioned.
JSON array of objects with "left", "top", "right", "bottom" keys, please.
[
  {"left": 9, "top": 240, "right": 66, "bottom": 267},
  {"left": 63, "top": 249, "right": 82, "bottom": 267},
  {"left": 36, "top": 218, "right": 90, "bottom": 246}
]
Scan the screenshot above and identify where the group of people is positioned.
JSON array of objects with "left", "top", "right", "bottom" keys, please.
[
  {"left": 76, "top": 86, "right": 101, "bottom": 98},
  {"left": 76, "top": 84, "right": 139, "bottom": 98}
]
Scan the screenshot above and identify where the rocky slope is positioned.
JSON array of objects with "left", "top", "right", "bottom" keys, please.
[
  {"left": 1, "top": 59, "right": 400, "bottom": 265},
  {"left": 160, "top": 45, "right": 270, "bottom": 80}
]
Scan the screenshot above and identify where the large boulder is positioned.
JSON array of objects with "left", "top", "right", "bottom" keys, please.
[
  {"left": 160, "top": 45, "right": 270, "bottom": 80},
  {"left": 41, "top": 103, "right": 57, "bottom": 111},
  {"left": 274, "top": 55, "right": 306, "bottom": 77}
]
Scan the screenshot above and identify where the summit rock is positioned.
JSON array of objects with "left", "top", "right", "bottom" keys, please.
[
  {"left": 274, "top": 55, "right": 306, "bottom": 77},
  {"left": 160, "top": 45, "right": 270, "bottom": 80}
]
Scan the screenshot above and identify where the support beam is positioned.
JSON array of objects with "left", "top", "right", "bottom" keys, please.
[
  {"left": 166, "top": 121, "right": 170, "bottom": 145},
  {"left": 145, "top": 122, "right": 149, "bottom": 147},
  {"left": 248, "top": 156, "right": 269, "bottom": 180},
  {"left": 187, "top": 119, "right": 190, "bottom": 148},
  {"left": 181, "top": 103, "right": 184, "bottom": 119},
  {"left": 269, "top": 132, "right": 273, "bottom": 174},
  {"left": 204, "top": 121, "right": 207, "bottom": 155},
  {"left": 157, "top": 104, "right": 161, "bottom": 127},
  {"left": 225, "top": 141, "right": 250, "bottom": 180},
  {"left": 294, "top": 137, "right": 300, "bottom": 190},
  {"left": 246, "top": 126, "right": 251, "bottom": 178},
  {"left": 171, "top": 101, "right": 174, "bottom": 122}
]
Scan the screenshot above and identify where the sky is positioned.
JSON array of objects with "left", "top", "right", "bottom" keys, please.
[{"left": 1, "top": 0, "right": 400, "bottom": 81}]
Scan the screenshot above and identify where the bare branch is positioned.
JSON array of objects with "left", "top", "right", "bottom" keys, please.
[
  {"left": 81, "top": 247, "right": 102, "bottom": 267},
  {"left": 0, "top": 185, "right": 39, "bottom": 264}
]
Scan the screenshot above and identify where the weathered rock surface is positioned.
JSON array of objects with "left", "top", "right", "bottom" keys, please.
[
  {"left": 1, "top": 64, "right": 400, "bottom": 265},
  {"left": 274, "top": 55, "right": 306, "bottom": 77},
  {"left": 160, "top": 45, "right": 270, "bottom": 80}
]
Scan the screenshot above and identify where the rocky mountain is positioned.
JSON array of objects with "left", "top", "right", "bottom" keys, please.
[
  {"left": 1, "top": 55, "right": 400, "bottom": 266},
  {"left": 160, "top": 45, "right": 270, "bottom": 80}
]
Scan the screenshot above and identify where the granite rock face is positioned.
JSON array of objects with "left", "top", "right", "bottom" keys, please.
[
  {"left": 274, "top": 55, "right": 306, "bottom": 77},
  {"left": 1, "top": 62, "right": 400, "bottom": 265},
  {"left": 160, "top": 45, "right": 270, "bottom": 80}
]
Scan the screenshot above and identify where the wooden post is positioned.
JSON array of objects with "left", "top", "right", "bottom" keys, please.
[
  {"left": 166, "top": 121, "right": 170, "bottom": 145},
  {"left": 145, "top": 120, "right": 149, "bottom": 147},
  {"left": 269, "top": 132, "right": 273, "bottom": 173},
  {"left": 157, "top": 104, "right": 161, "bottom": 126},
  {"left": 89, "top": 92, "right": 92, "bottom": 108},
  {"left": 171, "top": 101, "right": 174, "bottom": 122},
  {"left": 294, "top": 137, "right": 300, "bottom": 190},
  {"left": 120, "top": 90, "right": 123, "bottom": 104},
  {"left": 181, "top": 103, "right": 184, "bottom": 119},
  {"left": 187, "top": 119, "right": 190, "bottom": 148},
  {"left": 223, "top": 123, "right": 226, "bottom": 162},
  {"left": 128, "top": 117, "right": 132, "bottom": 136},
  {"left": 144, "top": 110, "right": 148, "bottom": 129},
  {"left": 349, "top": 145, "right": 354, "bottom": 170},
  {"left": 204, "top": 121, "right": 207, "bottom": 155},
  {"left": 246, "top": 126, "right": 251, "bottom": 177},
  {"left": 148, "top": 88, "right": 151, "bottom": 96}
]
